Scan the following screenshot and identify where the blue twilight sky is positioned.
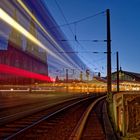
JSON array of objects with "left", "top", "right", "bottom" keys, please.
[
  {"left": 43, "top": 0, "right": 140, "bottom": 76},
  {"left": 1, "top": 0, "right": 139, "bottom": 77}
]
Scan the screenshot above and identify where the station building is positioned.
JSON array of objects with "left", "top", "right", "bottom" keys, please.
[{"left": 111, "top": 68, "right": 140, "bottom": 82}]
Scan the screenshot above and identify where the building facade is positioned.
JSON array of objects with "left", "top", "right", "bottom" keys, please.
[{"left": 112, "top": 70, "right": 140, "bottom": 82}]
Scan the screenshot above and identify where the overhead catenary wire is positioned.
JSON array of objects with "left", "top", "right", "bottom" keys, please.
[
  {"left": 53, "top": 0, "right": 105, "bottom": 51},
  {"left": 54, "top": 0, "right": 80, "bottom": 52},
  {"left": 56, "top": 51, "right": 108, "bottom": 54},
  {"left": 54, "top": 0, "right": 108, "bottom": 74},
  {"left": 50, "top": 10, "right": 106, "bottom": 29},
  {"left": 54, "top": 0, "right": 75, "bottom": 37},
  {"left": 54, "top": 0, "right": 106, "bottom": 51},
  {"left": 60, "top": 39, "right": 107, "bottom": 42},
  {"left": 54, "top": 0, "right": 90, "bottom": 62}
]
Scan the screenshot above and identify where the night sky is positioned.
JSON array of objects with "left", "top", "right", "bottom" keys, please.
[{"left": 42, "top": 0, "right": 140, "bottom": 76}]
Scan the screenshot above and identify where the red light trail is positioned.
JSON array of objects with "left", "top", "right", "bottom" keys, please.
[{"left": 0, "top": 64, "right": 55, "bottom": 82}]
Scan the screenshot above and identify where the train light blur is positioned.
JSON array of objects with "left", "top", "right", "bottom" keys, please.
[
  {"left": 0, "top": 8, "right": 71, "bottom": 67},
  {"left": 17, "top": 0, "right": 62, "bottom": 50},
  {"left": 0, "top": 64, "right": 55, "bottom": 82}
]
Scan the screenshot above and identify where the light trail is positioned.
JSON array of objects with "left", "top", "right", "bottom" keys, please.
[
  {"left": 17, "top": 0, "right": 82, "bottom": 69},
  {"left": 0, "top": 64, "right": 55, "bottom": 82},
  {"left": 0, "top": 8, "right": 72, "bottom": 67},
  {"left": 17, "top": 0, "right": 61, "bottom": 49}
]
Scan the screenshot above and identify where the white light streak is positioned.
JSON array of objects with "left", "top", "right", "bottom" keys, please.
[
  {"left": 17, "top": 0, "right": 60, "bottom": 49},
  {"left": 0, "top": 8, "right": 72, "bottom": 67},
  {"left": 17, "top": 0, "right": 81, "bottom": 69}
]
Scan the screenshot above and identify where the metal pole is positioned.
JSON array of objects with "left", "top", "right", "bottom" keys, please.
[
  {"left": 106, "top": 9, "right": 115, "bottom": 129},
  {"left": 106, "top": 9, "right": 112, "bottom": 102},
  {"left": 116, "top": 51, "right": 119, "bottom": 92}
]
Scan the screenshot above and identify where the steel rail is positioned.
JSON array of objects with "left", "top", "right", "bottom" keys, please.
[
  {"left": 0, "top": 95, "right": 86, "bottom": 125},
  {"left": 69, "top": 95, "right": 106, "bottom": 140},
  {"left": 4, "top": 95, "right": 97, "bottom": 140}
]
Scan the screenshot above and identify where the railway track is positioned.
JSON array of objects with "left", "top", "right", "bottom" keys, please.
[
  {"left": 0, "top": 94, "right": 116, "bottom": 140},
  {"left": 0, "top": 94, "right": 89, "bottom": 125},
  {"left": 69, "top": 96, "right": 116, "bottom": 140}
]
